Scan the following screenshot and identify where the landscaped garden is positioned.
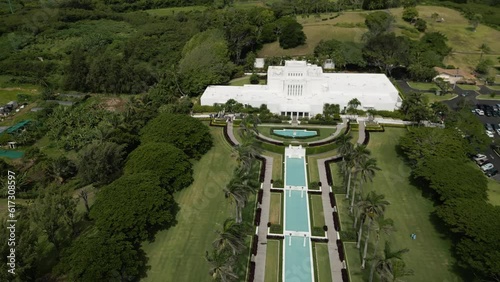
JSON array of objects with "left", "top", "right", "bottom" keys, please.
[
  {"left": 269, "top": 191, "right": 284, "bottom": 234},
  {"left": 257, "top": 125, "right": 336, "bottom": 142},
  {"left": 308, "top": 194, "right": 325, "bottom": 236},
  {"left": 332, "top": 128, "right": 462, "bottom": 282},
  {"left": 312, "top": 242, "right": 333, "bottom": 282},
  {"left": 265, "top": 240, "right": 283, "bottom": 282}
]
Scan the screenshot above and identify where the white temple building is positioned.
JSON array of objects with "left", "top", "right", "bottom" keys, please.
[{"left": 200, "top": 60, "right": 401, "bottom": 118}]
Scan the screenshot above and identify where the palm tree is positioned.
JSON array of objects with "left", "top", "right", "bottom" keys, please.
[
  {"left": 351, "top": 158, "right": 380, "bottom": 214},
  {"left": 369, "top": 242, "right": 412, "bottom": 282},
  {"left": 358, "top": 192, "right": 390, "bottom": 269},
  {"left": 205, "top": 249, "right": 238, "bottom": 282},
  {"left": 478, "top": 43, "right": 491, "bottom": 60},
  {"left": 348, "top": 144, "right": 370, "bottom": 212},
  {"left": 213, "top": 218, "right": 246, "bottom": 255},
  {"left": 224, "top": 178, "right": 249, "bottom": 223},
  {"left": 372, "top": 216, "right": 395, "bottom": 258}
]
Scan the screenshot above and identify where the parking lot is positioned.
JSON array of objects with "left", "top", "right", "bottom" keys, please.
[{"left": 444, "top": 93, "right": 500, "bottom": 181}]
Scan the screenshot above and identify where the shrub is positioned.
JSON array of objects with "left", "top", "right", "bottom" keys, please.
[{"left": 250, "top": 73, "right": 259, "bottom": 84}]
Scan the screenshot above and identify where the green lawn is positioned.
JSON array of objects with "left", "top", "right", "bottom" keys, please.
[
  {"left": 142, "top": 126, "right": 236, "bottom": 282},
  {"left": 407, "top": 82, "right": 437, "bottom": 91},
  {"left": 476, "top": 94, "right": 500, "bottom": 100},
  {"left": 265, "top": 240, "right": 282, "bottom": 282},
  {"left": 307, "top": 150, "right": 339, "bottom": 183},
  {"left": 144, "top": 5, "right": 206, "bottom": 16},
  {"left": 257, "top": 126, "right": 337, "bottom": 142},
  {"left": 422, "top": 92, "right": 457, "bottom": 103},
  {"left": 309, "top": 194, "right": 325, "bottom": 228},
  {"left": 486, "top": 85, "right": 500, "bottom": 91},
  {"left": 457, "top": 84, "right": 480, "bottom": 91},
  {"left": 270, "top": 192, "right": 283, "bottom": 225},
  {"left": 228, "top": 75, "right": 266, "bottom": 86},
  {"left": 312, "top": 242, "right": 333, "bottom": 282},
  {"left": 264, "top": 151, "right": 283, "bottom": 181},
  {"left": 334, "top": 128, "right": 462, "bottom": 282},
  {"left": 487, "top": 178, "right": 500, "bottom": 206}
]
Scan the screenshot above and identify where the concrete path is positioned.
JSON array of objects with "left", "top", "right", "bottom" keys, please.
[
  {"left": 357, "top": 121, "right": 365, "bottom": 144},
  {"left": 254, "top": 155, "right": 274, "bottom": 282},
  {"left": 317, "top": 158, "right": 344, "bottom": 282},
  {"left": 226, "top": 122, "right": 239, "bottom": 145}
]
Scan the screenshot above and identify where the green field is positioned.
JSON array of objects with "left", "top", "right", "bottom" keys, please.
[
  {"left": 333, "top": 128, "right": 462, "bottom": 282},
  {"left": 265, "top": 240, "right": 283, "bottom": 282},
  {"left": 269, "top": 192, "right": 283, "bottom": 226},
  {"left": 488, "top": 178, "right": 500, "bottom": 206},
  {"left": 457, "top": 84, "right": 480, "bottom": 91},
  {"left": 265, "top": 151, "right": 283, "bottom": 181},
  {"left": 142, "top": 126, "right": 237, "bottom": 282},
  {"left": 309, "top": 194, "right": 325, "bottom": 228},
  {"left": 312, "top": 242, "right": 333, "bottom": 282},
  {"left": 407, "top": 82, "right": 437, "bottom": 91}
]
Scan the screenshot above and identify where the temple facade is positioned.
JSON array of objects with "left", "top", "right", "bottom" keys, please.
[{"left": 200, "top": 60, "right": 401, "bottom": 117}]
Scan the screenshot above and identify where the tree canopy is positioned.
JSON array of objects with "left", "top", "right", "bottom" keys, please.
[
  {"left": 77, "top": 141, "right": 126, "bottom": 186},
  {"left": 140, "top": 113, "right": 213, "bottom": 159},
  {"left": 90, "top": 173, "right": 179, "bottom": 243},
  {"left": 124, "top": 143, "right": 193, "bottom": 193}
]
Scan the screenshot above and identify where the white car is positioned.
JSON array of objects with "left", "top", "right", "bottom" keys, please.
[
  {"left": 486, "top": 130, "right": 495, "bottom": 138},
  {"left": 474, "top": 154, "right": 488, "bottom": 162},
  {"left": 497, "top": 128, "right": 500, "bottom": 136},
  {"left": 476, "top": 109, "right": 485, "bottom": 115},
  {"left": 481, "top": 163, "right": 494, "bottom": 171}
]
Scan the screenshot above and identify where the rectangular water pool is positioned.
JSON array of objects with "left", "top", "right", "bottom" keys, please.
[
  {"left": 285, "top": 190, "right": 310, "bottom": 233},
  {"left": 284, "top": 235, "right": 313, "bottom": 282},
  {"left": 285, "top": 157, "right": 307, "bottom": 187}
]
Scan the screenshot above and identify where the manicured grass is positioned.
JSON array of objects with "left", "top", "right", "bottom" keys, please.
[
  {"left": 330, "top": 161, "right": 343, "bottom": 188},
  {"left": 265, "top": 240, "right": 283, "bottom": 282},
  {"left": 257, "top": 126, "right": 336, "bottom": 142},
  {"left": 422, "top": 92, "right": 457, "bottom": 103},
  {"left": 309, "top": 194, "right": 325, "bottom": 227},
  {"left": 265, "top": 151, "right": 283, "bottom": 181},
  {"left": 343, "top": 242, "right": 365, "bottom": 282},
  {"left": 142, "top": 126, "right": 236, "bottom": 282},
  {"left": 228, "top": 75, "right": 266, "bottom": 86},
  {"left": 457, "top": 84, "right": 480, "bottom": 91},
  {"left": 334, "top": 128, "right": 461, "bottom": 282},
  {"left": 312, "top": 242, "right": 333, "bottom": 282},
  {"left": 476, "top": 94, "right": 500, "bottom": 100},
  {"left": 145, "top": 5, "right": 206, "bottom": 16},
  {"left": 407, "top": 82, "right": 437, "bottom": 91},
  {"left": 307, "top": 150, "right": 339, "bottom": 183},
  {"left": 270, "top": 192, "right": 283, "bottom": 225},
  {"left": 487, "top": 178, "right": 500, "bottom": 206},
  {"left": 486, "top": 85, "right": 500, "bottom": 91}
]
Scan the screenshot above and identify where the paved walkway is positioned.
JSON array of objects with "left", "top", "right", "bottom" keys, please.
[
  {"left": 307, "top": 118, "right": 348, "bottom": 146},
  {"left": 317, "top": 157, "right": 344, "bottom": 282},
  {"left": 254, "top": 156, "right": 273, "bottom": 282},
  {"left": 357, "top": 121, "right": 365, "bottom": 144},
  {"left": 226, "top": 121, "right": 273, "bottom": 282}
]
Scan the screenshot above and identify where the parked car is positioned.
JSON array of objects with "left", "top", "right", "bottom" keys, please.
[
  {"left": 474, "top": 154, "right": 488, "bottom": 162},
  {"left": 481, "top": 163, "right": 494, "bottom": 171},
  {"left": 486, "top": 111, "right": 493, "bottom": 117},
  {"left": 476, "top": 109, "right": 485, "bottom": 115},
  {"left": 477, "top": 159, "right": 489, "bottom": 166},
  {"left": 486, "top": 130, "right": 495, "bottom": 138},
  {"left": 486, "top": 168, "right": 498, "bottom": 177},
  {"left": 485, "top": 123, "right": 494, "bottom": 131},
  {"left": 496, "top": 128, "right": 500, "bottom": 135}
]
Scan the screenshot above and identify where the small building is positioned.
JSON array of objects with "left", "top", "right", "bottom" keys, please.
[
  {"left": 433, "top": 67, "right": 475, "bottom": 85},
  {"left": 254, "top": 58, "right": 265, "bottom": 69}
]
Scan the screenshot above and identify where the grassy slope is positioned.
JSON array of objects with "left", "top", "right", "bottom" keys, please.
[
  {"left": 335, "top": 128, "right": 462, "bottom": 282},
  {"left": 488, "top": 178, "right": 500, "bottom": 206},
  {"left": 142, "top": 126, "right": 236, "bottom": 282},
  {"left": 258, "top": 6, "right": 500, "bottom": 75}
]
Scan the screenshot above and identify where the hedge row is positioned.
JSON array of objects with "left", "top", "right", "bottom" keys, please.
[
  {"left": 267, "top": 234, "right": 284, "bottom": 239},
  {"left": 306, "top": 142, "right": 339, "bottom": 155},
  {"left": 379, "top": 123, "right": 408, "bottom": 128},
  {"left": 251, "top": 234, "right": 258, "bottom": 256},
  {"left": 255, "top": 155, "right": 266, "bottom": 182},
  {"left": 306, "top": 119, "right": 338, "bottom": 125},
  {"left": 254, "top": 208, "right": 262, "bottom": 226},
  {"left": 257, "top": 189, "right": 263, "bottom": 204},
  {"left": 223, "top": 125, "right": 236, "bottom": 146},
  {"left": 248, "top": 262, "right": 256, "bottom": 282},
  {"left": 362, "top": 130, "right": 370, "bottom": 146},
  {"left": 325, "top": 157, "right": 342, "bottom": 185},
  {"left": 311, "top": 237, "right": 329, "bottom": 243},
  {"left": 337, "top": 239, "right": 345, "bottom": 261}
]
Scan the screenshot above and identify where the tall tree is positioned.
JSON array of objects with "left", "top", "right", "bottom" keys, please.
[
  {"left": 205, "top": 249, "right": 238, "bottom": 282},
  {"left": 470, "top": 14, "right": 482, "bottom": 32},
  {"left": 358, "top": 192, "right": 390, "bottom": 269},
  {"left": 400, "top": 92, "right": 430, "bottom": 124},
  {"left": 349, "top": 144, "right": 371, "bottom": 213},
  {"left": 77, "top": 141, "right": 125, "bottom": 186},
  {"left": 213, "top": 218, "right": 246, "bottom": 255},
  {"left": 90, "top": 173, "right": 179, "bottom": 243},
  {"left": 372, "top": 216, "right": 395, "bottom": 258},
  {"left": 369, "top": 242, "right": 412, "bottom": 282},
  {"left": 352, "top": 158, "right": 380, "bottom": 229}
]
